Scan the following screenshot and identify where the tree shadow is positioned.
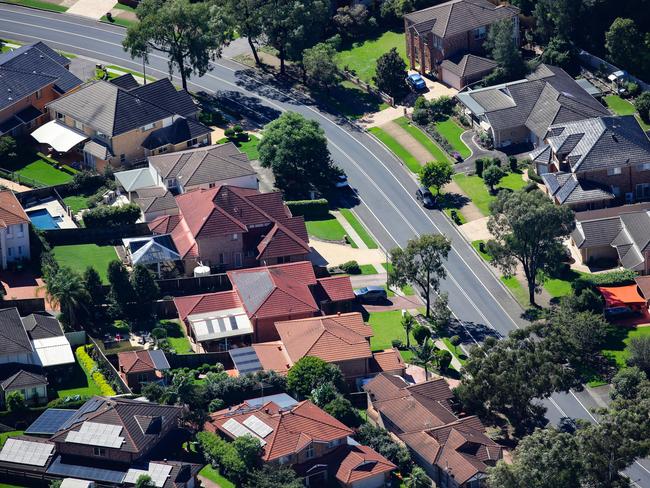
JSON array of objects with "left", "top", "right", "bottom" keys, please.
[
  {"left": 197, "top": 90, "right": 282, "bottom": 128},
  {"left": 438, "top": 191, "right": 470, "bottom": 211},
  {"left": 445, "top": 318, "right": 501, "bottom": 344}
]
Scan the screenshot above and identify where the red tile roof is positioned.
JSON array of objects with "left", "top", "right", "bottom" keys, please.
[
  {"left": 118, "top": 350, "right": 156, "bottom": 373},
  {"left": 0, "top": 191, "right": 29, "bottom": 228},
  {"left": 317, "top": 276, "right": 356, "bottom": 302},
  {"left": 372, "top": 349, "right": 406, "bottom": 373},
  {"left": 206, "top": 400, "right": 353, "bottom": 462},
  {"left": 173, "top": 290, "right": 241, "bottom": 321},
  {"left": 251, "top": 341, "right": 292, "bottom": 374},
  {"left": 331, "top": 444, "right": 396, "bottom": 484},
  {"left": 148, "top": 214, "right": 181, "bottom": 235},
  {"left": 275, "top": 313, "right": 373, "bottom": 364}
]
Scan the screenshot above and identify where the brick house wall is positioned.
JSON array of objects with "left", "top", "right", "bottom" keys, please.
[
  {"left": 336, "top": 358, "right": 370, "bottom": 383},
  {"left": 195, "top": 232, "right": 245, "bottom": 269}
]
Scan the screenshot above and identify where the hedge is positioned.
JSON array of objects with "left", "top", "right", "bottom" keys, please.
[
  {"left": 83, "top": 203, "right": 141, "bottom": 228},
  {"left": 285, "top": 199, "right": 329, "bottom": 219},
  {"left": 75, "top": 346, "right": 116, "bottom": 396},
  {"left": 572, "top": 269, "right": 638, "bottom": 294}
]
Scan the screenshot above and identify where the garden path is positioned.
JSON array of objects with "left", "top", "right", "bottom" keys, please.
[
  {"left": 381, "top": 121, "right": 432, "bottom": 164},
  {"left": 0, "top": 178, "right": 30, "bottom": 192}
]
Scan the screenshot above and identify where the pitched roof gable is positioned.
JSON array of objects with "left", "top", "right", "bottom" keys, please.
[
  {"left": 0, "top": 190, "right": 29, "bottom": 227},
  {"left": 0, "top": 307, "right": 34, "bottom": 356}
]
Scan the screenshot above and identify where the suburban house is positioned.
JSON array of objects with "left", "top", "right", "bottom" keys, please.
[
  {"left": 229, "top": 312, "right": 405, "bottom": 385},
  {"left": 147, "top": 185, "right": 310, "bottom": 273},
  {"left": 173, "top": 261, "right": 356, "bottom": 351},
  {"left": 534, "top": 115, "right": 650, "bottom": 210},
  {"left": 0, "top": 190, "right": 30, "bottom": 269},
  {"left": 571, "top": 203, "right": 650, "bottom": 273},
  {"left": 0, "top": 42, "right": 82, "bottom": 137},
  {"left": 0, "top": 365, "right": 48, "bottom": 407},
  {"left": 117, "top": 349, "right": 171, "bottom": 392},
  {"left": 404, "top": 0, "right": 519, "bottom": 89},
  {"left": 0, "top": 396, "right": 199, "bottom": 487},
  {"left": 114, "top": 143, "right": 258, "bottom": 221},
  {"left": 33, "top": 78, "right": 211, "bottom": 170},
  {"left": 206, "top": 398, "right": 396, "bottom": 487},
  {"left": 365, "top": 373, "right": 502, "bottom": 488},
  {"left": 456, "top": 64, "right": 609, "bottom": 148}
]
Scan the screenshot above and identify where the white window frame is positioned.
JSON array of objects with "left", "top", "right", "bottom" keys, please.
[
  {"left": 74, "top": 119, "right": 83, "bottom": 131},
  {"left": 639, "top": 163, "right": 650, "bottom": 171},
  {"left": 607, "top": 167, "right": 622, "bottom": 176},
  {"left": 93, "top": 447, "right": 107, "bottom": 457},
  {"left": 305, "top": 444, "right": 315, "bottom": 460},
  {"left": 141, "top": 122, "right": 155, "bottom": 132},
  {"left": 35, "top": 89, "right": 42, "bottom": 100}
]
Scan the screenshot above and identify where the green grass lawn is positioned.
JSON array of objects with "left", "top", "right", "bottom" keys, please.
[
  {"left": 52, "top": 244, "right": 117, "bottom": 284},
  {"left": 602, "top": 326, "right": 650, "bottom": 369},
  {"left": 305, "top": 214, "right": 348, "bottom": 241},
  {"left": 395, "top": 117, "right": 451, "bottom": 163},
  {"left": 604, "top": 95, "right": 650, "bottom": 131},
  {"left": 369, "top": 126, "right": 421, "bottom": 173},
  {"left": 540, "top": 270, "right": 586, "bottom": 298},
  {"left": 4, "top": 0, "right": 67, "bottom": 11},
  {"left": 113, "top": 2, "right": 136, "bottom": 11},
  {"left": 0, "top": 431, "right": 24, "bottom": 449},
  {"left": 452, "top": 172, "right": 525, "bottom": 215},
  {"left": 199, "top": 465, "right": 235, "bottom": 488},
  {"left": 11, "top": 158, "right": 75, "bottom": 187},
  {"left": 471, "top": 240, "right": 492, "bottom": 262},
  {"left": 499, "top": 172, "right": 527, "bottom": 191},
  {"left": 339, "top": 208, "right": 378, "bottom": 249},
  {"left": 368, "top": 310, "right": 414, "bottom": 351},
  {"left": 359, "top": 264, "right": 379, "bottom": 275},
  {"left": 161, "top": 320, "right": 194, "bottom": 354},
  {"left": 435, "top": 118, "right": 471, "bottom": 159},
  {"left": 501, "top": 275, "right": 529, "bottom": 307},
  {"left": 100, "top": 15, "right": 137, "bottom": 28},
  {"left": 317, "top": 80, "right": 388, "bottom": 120},
  {"left": 55, "top": 360, "right": 103, "bottom": 398},
  {"left": 63, "top": 195, "right": 91, "bottom": 213},
  {"left": 441, "top": 337, "right": 466, "bottom": 365},
  {"left": 216, "top": 134, "right": 261, "bottom": 160},
  {"left": 335, "top": 31, "right": 407, "bottom": 85}
]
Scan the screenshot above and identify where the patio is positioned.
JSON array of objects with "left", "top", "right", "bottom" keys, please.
[{"left": 25, "top": 198, "right": 77, "bottom": 230}]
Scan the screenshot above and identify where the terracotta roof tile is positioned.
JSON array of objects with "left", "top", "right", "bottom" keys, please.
[
  {"left": 148, "top": 214, "right": 181, "bottom": 235},
  {"left": 0, "top": 191, "right": 29, "bottom": 227},
  {"left": 173, "top": 290, "right": 241, "bottom": 321},
  {"left": 333, "top": 444, "right": 396, "bottom": 484},
  {"left": 372, "top": 349, "right": 406, "bottom": 373},
  {"left": 317, "top": 276, "right": 356, "bottom": 302},
  {"left": 251, "top": 341, "right": 292, "bottom": 374},
  {"left": 118, "top": 350, "right": 155, "bottom": 374}
]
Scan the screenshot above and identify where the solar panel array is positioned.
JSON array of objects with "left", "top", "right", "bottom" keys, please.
[
  {"left": 66, "top": 422, "right": 124, "bottom": 448},
  {"left": 25, "top": 408, "right": 77, "bottom": 435},
  {"left": 243, "top": 414, "right": 274, "bottom": 438},
  {"left": 59, "top": 397, "right": 104, "bottom": 431},
  {"left": 124, "top": 463, "right": 173, "bottom": 487},
  {"left": 0, "top": 439, "right": 54, "bottom": 466},
  {"left": 229, "top": 346, "right": 262, "bottom": 374},
  {"left": 222, "top": 418, "right": 267, "bottom": 446},
  {"left": 149, "top": 349, "right": 170, "bottom": 370},
  {"left": 47, "top": 455, "right": 126, "bottom": 483}
]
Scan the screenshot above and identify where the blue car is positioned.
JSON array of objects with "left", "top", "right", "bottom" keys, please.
[{"left": 406, "top": 73, "right": 427, "bottom": 91}]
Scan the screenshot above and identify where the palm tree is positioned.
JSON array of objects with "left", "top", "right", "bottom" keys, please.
[
  {"left": 404, "top": 466, "right": 432, "bottom": 488},
  {"left": 401, "top": 312, "right": 415, "bottom": 348},
  {"left": 43, "top": 267, "right": 89, "bottom": 328},
  {"left": 410, "top": 338, "right": 438, "bottom": 380}
]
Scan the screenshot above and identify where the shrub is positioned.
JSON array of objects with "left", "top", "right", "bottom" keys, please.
[
  {"left": 285, "top": 199, "right": 329, "bottom": 219},
  {"left": 75, "top": 346, "right": 116, "bottom": 396},
  {"left": 412, "top": 97, "right": 431, "bottom": 125},
  {"left": 224, "top": 127, "right": 235, "bottom": 138},
  {"left": 477, "top": 130, "right": 493, "bottom": 149},
  {"left": 625, "top": 82, "right": 640, "bottom": 98},
  {"left": 83, "top": 203, "right": 141, "bottom": 228},
  {"left": 199, "top": 110, "right": 226, "bottom": 126},
  {"left": 635, "top": 92, "right": 650, "bottom": 124},
  {"left": 424, "top": 125, "right": 454, "bottom": 154},
  {"left": 69, "top": 171, "right": 108, "bottom": 195},
  {"left": 508, "top": 156, "right": 518, "bottom": 172},
  {"left": 6, "top": 391, "right": 27, "bottom": 413},
  {"left": 356, "top": 424, "right": 412, "bottom": 474},
  {"left": 475, "top": 158, "right": 485, "bottom": 177},
  {"left": 524, "top": 181, "right": 538, "bottom": 192},
  {"left": 391, "top": 338, "right": 404, "bottom": 349},
  {"left": 340, "top": 260, "right": 361, "bottom": 274},
  {"left": 572, "top": 269, "right": 638, "bottom": 294},
  {"left": 527, "top": 167, "right": 544, "bottom": 184}
]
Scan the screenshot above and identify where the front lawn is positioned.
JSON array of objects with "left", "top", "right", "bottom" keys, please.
[
  {"left": 316, "top": 80, "right": 388, "bottom": 120},
  {"left": 604, "top": 95, "right": 650, "bottom": 131},
  {"left": 369, "top": 127, "right": 421, "bottom": 174},
  {"left": 435, "top": 118, "right": 471, "bottom": 159},
  {"left": 4, "top": 0, "right": 67, "bottom": 12},
  {"left": 471, "top": 240, "right": 493, "bottom": 262},
  {"left": 52, "top": 244, "right": 117, "bottom": 283},
  {"left": 499, "top": 172, "right": 527, "bottom": 191},
  {"left": 452, "top": 172, "right": 526, "bottom": 215},
  {"left": 541, "top": 270, "right": 585, "bottom": 298},
  {"left": 100, "top": 15, "right": 136, "bottom": 28},
  {"left": 368, "top": 310, "right": 414, "bottom": 361},
  {"left": 501, "top": 276, "right": 529, "bottom": 307},
  {"left": 216, "top": 134, "right": 261, "bottom": 160},
  {"left": 441, "top": 337, "right": 467, "bottom": 365},
  {"left": 359, "top": 264, "right": 379, "bottom": 275},
  {"left": 305, "top": 214, "right": 348, "bottom": 242},
  {"left": 395, "top": 117, "right": 451, "bottom": 163},
  {"left": 199, "top": 465, "right": 235, "bottom": 488},
  {"left": 54, "top": 360, "right": 102, "bottom": 398},
  {"left": 339, "top": 208, "right": 378, "bottom": 249},
  {"left": 602, "top": 325, "right": 650, "bottom": 369},
  {"left": 335, "top": 31, "right": 407, "bottom": 85}
]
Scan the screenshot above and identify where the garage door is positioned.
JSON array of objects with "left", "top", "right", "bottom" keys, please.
[{"left": 441, "top": 69, "right": 461, "bottom": 90}]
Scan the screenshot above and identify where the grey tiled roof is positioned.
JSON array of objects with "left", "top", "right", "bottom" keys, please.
[
  {"left": 542, "top": 172, "right": 614, "bottom": 205},
  {"left": 230, "top": 270, "right": 275, "bottom": 314},
  {"left": 0, "top": 68, "right": 57, "bottom": 112},
  {"left": 572, "top": 216, "right": 622, "bottom": 248},
  {"left": 141, "top": 117, "right": 211, "bottom": 150},
  {"left": 130, "top": 79, "right": 197, "bottom": 118},
  {"left": 0, "top": 308, "right": 33, "bottom": 356},
  {"left": 405, "top": 0, "right": 518, "bottom": 38},
  {"left": 0, "top": 368, "right": 47, "bottom": 390},
  {"left": 440, "top": 54, "right": 496, "bottom": 78},
  {"left": 23, "top": 313, "right": 64, "bottom": 340},
  {"left": 134, "top": 187, "right": 178, "bottom": 214},
  {"left": 109, "top": 73, "right": 139, "bottom": 90},
  {"left": 83, "top": 139, "right": 113, "bottom": 160}
]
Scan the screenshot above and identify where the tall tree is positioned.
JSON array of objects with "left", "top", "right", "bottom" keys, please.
[
  {"left": 483, "top": 165, "right": 505, "bottom": 193},
  {"left": 223, "top": 0, "right": 263, "bottom": 65},
  {"left": 287, "top": 356, "right": 344, "bottom": 399},
  {"left": 131, "top": 265, "right": 160, "bottom": 323},
  {"left": 373, "top": 48, "right": 407, "bottom": 99},
  {"left": 402, "top": 312, "right": 415, "bottom": 348},
  {"left": 485, "top": 18, "right": 526, "bottom": 81},
  {"left": 627, "top": 336, "right": 650, "bottom": 374},
  {"left": 389, "top": 234, "right": 451, "bottom": 317},
  {"left": 605, "top": 18, "right": 644, "bottom": 71},
  {"left": 419, "top": 160, "right": 453, "bottom": 197},
  {"left": 404, "top": 466, "right": 432, "bottom": 488},
  {"left": 44, "top": 267, "right": 89, "bottom": 328},
  {"left": 303, "top": 42, "right": 340, "bottom": 93},
  {"left": 258, "top": 112, "right": 339, "bottom": 199},
  {"left": 260, "top": 0, "right": 330, "bottom": 74},
  {"left": 487, "top": 190, "right": 575, "bottom": 306},
  {"left": 123, "top": 0, "right": 233, "bottom": 91},
  {"left": 107, "top": 260, "right": 136, "bottom": 319}
]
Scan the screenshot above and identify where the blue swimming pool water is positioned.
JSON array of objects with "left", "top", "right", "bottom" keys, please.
[{"left": 27, "top": 209, "right": 61, "bottom": 230}]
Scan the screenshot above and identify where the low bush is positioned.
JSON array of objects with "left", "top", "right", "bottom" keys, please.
[
  {"left": 527, "top": 168, "right": 544, "bottom": 184},
  {"left": 83, "top": 203, "right": 141, "bottom": 228},
  {"left": 285, "top": 199, "right": 329, "bottom": 219},
  {"left": 68, "top": 171, "right": 110, "bottom": 195},
  {"left": 572, "top": 269, "right": 638, "bottom": 294},
  {"left": 425, "top": 124, "right": 454, "bottom": 154},
  {"left": 391, "top": 338, "right": 404, "bottom": 349},
  {"left": 199, "top": 110, "right": 226, "bottom": 126},
  {"left": 340, "top": 260, "right": 361, "bottom": 274},
  {"left": 75, "top": 346, "right": 116, "bottom": 396},
  {"left": 508, "top": 156, "right": 518, "bottom": 172}
]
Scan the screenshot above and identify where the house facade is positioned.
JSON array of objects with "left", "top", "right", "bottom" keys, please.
[
  {"left": 0, "top": 191, "right": 30, "bottom": 269},
  {"left": 404, "top": 0, "right": 518, "bottom": 88}
]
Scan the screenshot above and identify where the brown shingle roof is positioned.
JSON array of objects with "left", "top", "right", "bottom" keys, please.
[
  {"left": 316, "top": 276, "right": 356, "bottom": 302},
  {"left": 0, "top": 191, "right": 29, "bottom": 228},
  {"left": 118, "top": 350, "right": 156, "bottom": 374}
]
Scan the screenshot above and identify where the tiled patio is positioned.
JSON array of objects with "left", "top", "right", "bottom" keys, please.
[{"left": 25, "top": 198, "right": 77, "bottom": 229}]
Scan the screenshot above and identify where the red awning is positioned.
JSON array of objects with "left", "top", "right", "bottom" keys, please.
[{"left": 597, "top": 285, "right": 647, "bottom": 308}]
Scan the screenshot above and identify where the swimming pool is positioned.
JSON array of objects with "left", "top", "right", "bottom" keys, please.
[{"left": 27, "top": 208, "right": 63, "bottom": 230}]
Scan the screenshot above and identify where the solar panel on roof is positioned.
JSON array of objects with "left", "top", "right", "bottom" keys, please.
[
  {"left": 0, "top": 439, "right": 54, "bottom": 466},
  {"left": 66, "top": 422, "right": 124, "bottom": 448},
  {"left": 124, "top": 463, "right": 173, "bottom": 487},
  {"left": 25, "top": 408, "right": 77, "bottom": 435},
  {"left": 149, "top": 349, "right": 170, "bottom": 371},
  {"left": 243, "top": 415, "right": 273, "bottom": 438},
  {"left": 229, "top": 347, "right": 262, "bottom": 374},
  {"left": 47, "top": 456, "right": 126, "bottom": 483},
  {"left": 222, "top": 418, "right": 266, "bottom": 446}
]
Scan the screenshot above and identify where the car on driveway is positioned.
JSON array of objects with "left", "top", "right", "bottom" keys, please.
[
  {"left": 354, "top": 286, "right": 388, "bottom": 303},
  {"left": 406, "top": 73, "right": 427, "bottom": 91},
  {"left": 416, "top": 186, "right": 435, "bottom": 208}
]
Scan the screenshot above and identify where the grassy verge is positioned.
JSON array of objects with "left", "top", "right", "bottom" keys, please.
[
  {"left": 471, "top": 240, "right": 492, "bottom": 262},
  {"left": 395, "top": 117, "right": 451, "bottom": 163},
  {"left": 435, "top": 118, "right": 471, "bottom": 158},
  {"left": 359, "top": 264, "right": 378, "bottom": 275},
  {"left": 4, "top": 0, "right": 67, "bottom": 12},
  {"left": 369, "top": 126, "right": 421, "bottom": 173},
  {"left": 501, "top": 276, "right": 529, "bottom": 307},
  {"left": 52, "top": 244, "right": 117, "bottom": 283},
  {"left": 334, "top": 31, "right": 406, "bottom": 85},
  {"left": 339, "top": 208, "right": 378, "bottom": 249},
  {"left": 305, "top": 214, "right": 348, "bottom": 241},
  {"left": 441, "top": 337, "right": 466, "bottom": 365},
  {"left": 199, "top": 465, "right": 235, "bottom": 488},
  {"left": 100, "top": 15, "right": 136, "bottom": 28},
  {"left": 381, "top": 263, "right": 415, "bottom": 295}
]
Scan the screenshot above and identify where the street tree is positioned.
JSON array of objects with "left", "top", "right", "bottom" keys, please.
[
  {"left": 389, "top": 234, "right": 451, "bottom": 316},
  {"left": 411, "top": 324, "right": 431, "bottom": 346},
  {"left": 123, "top": 0, "right": 233, "bottom": 91},
  {"left": 483, "top": 164, "right": 505, "bottom": 193},
  {"left": 410, "top": 338, "right": 437, "bottom": 380},
  {"left": 223, "top": 0, "right": 263, "bottom": 65},
  {"left": 401, "top": 312, "right": 415, "bottom": 348},
  {"left": 373, "top": 48, "right": 407, "bottom": 99},
  {"left": 44, "top": 267, "right": 89, "bottom": 328},
  {"left": 258, "top": 112, "right": 339, "bottom": 199},
  {"left": 260, "top": 0, "right": 330, "bottom": 74},
  {"left": 605, "top": 18, "right": 643, "bottom": 71},
  {"left": 429, "top": 291, "right": 451, "bottom": 332},
  {"left": 611, "top": 367, "right": 647, "bottom": 401},
  {"left": 487, "top": 190, "right": 575, "bottom": 306},
  {"left": 627, "top": 335, "right": 650, "bottom": 374},
  {"left": 303, "top": 42, "right": 340, "bottom": 93},
  {"left": 449, "top": 335, "right": 461, "bottom": 354},
  {"left": 436, "top": 349, "right": 452, "bottom": 372},
  {"left": 485, "top": 18, "right": 527, "bottom": 81},
  {"left": 419, "top": 160, "right": 453, "bottom": 197},
  {"left": 287, "top": 356, "right": 344, "bottom": 398}
]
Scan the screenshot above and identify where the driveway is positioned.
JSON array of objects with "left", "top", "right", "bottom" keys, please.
[{"left": 455, "top": 130, "right": 507, "bottom": 173}]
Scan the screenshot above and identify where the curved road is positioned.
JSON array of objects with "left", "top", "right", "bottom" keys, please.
[{"left": 1, "top": 6, "right": 649, "bottom": 485}]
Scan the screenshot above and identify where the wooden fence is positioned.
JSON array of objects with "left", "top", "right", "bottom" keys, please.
[
  {"left": 88, "top": 336, "right": 132, "bottom": 395},
  {"left": 579, "top": 50, "right": 650, "bottom": 91},
  {"left": 156, "top": 273, "right": 231, "bottom": 297},
  {"left": 42, "top": 223, "right": 151, "bottom": 246},
  {"left": 2, "top": 298, "right": 46, "bottom": 315}
]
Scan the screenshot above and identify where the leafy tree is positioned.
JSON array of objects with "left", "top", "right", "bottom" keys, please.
[
  {"left": 401, "top": 312, "right": 415, "bottom": 348},
  {"left": 259, "top": 112, "right": 339, "bottom": 199},
  {"left": 260, "top": 0, "right": 330, "bottom": 74},
  {"left": 44, "top": 267, "right": 89, "bottom": 328},
  {"left": 429, "top": 291, "right": 451, "bottom": 331},
  {"left": 605, "top": 18, "right": 643, "bottom": 71},
  {"left": 0, "top": 135, "right": 16, "bottom": 160},
  {"left": 436, "top": 349, "right": 452, "bottom": 372},
  {"left": 107, "top": 260, "right": 135, "bottom": 319},
  {"left": 6, "top": 390, "right": 27, "bottom": 413},
  {"left": 487, "top": 191, "right": 575, "bottom": 306},
  {"left": 449, "top": 335, "right": 461, "bottom": 354},
  {"left": 83, "top": 266, "right": 105, "bottom": 320},
  {"left": 488, "top": 428, "right": 583, "bottom": 488},
  {"left": 123, "top": 0, "right": 233, "bottom": 91},
  {"left": 135, "top": 475, "right": 155, "bottom": 488},
  {"left": 540, "top": 36, "right": 579, "bottom": 75},
  {"left": 373, "top": 48, "right": 407, "bottom": 99},
  {"left": 303, "top": 42, "right": 340, "bottom": 93},
  {"left": 141, "top": 382, "right": 165, "bottom": 402},
  {"left": 324, "top": 395, "right": 362, "bottom": 427},
  {"left": 482, "top": 163, "right": 505, "bottom": 194},
  {"left": 130, "top": 265, "right": 160, "bottom": 322},
  {"left": 410, "top": 338, "right": 437, "bottom": 380},
  {"left": 311, "top": 382, "right": 338, "bottom": 407},
  {"left": 411, "top": 324, "right": 431, "bottom": 346},
  {"left": 485, "top": 18, "right": 526, "bottom": 81},
  {"left": 419, "top": 160, "right": 453, "bottom": 197},
  {"left": 333, "top": 5, "right": 370, "bottom": 40},
  {"left": 245, "top": 464, "right": 303, "bottom": 488},
  {"left": 627, "top": 336, "right": 650, "bottom": 374},
  {"left": 355, "top": 424, "right": 412, "bottom": 474},
  {"left": 635, "top": 92, "right": 650, "bottom": 124},
  {"left": 389, "top": 234, "right": 451, "bottom": 316},
  {"left": 404, "top": 466, "right": 432, "bottom": 488},
  {"left": 532, "top": 0, "right": 582, "bottom": 45},
  {"left": 233, "top": 435, "right": 263, "bottom": 469},
  {"left": 223, "top": 0, "right": 263, "bottom": 65},
  {"left": 287, "top": 356, "right": 344, "bottom": 398},
  {"left": 611, "top": 367, "right": 647, "bottom": 401}
]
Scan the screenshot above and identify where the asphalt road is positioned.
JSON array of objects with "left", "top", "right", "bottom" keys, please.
[{"left": 2, "top": 6, "right": 649, "bottom": 484}]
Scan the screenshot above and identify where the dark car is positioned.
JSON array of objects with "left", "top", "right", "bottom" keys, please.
[
  {"left": 354, "top": 286, "right": 388, "bottom": 303},
  {"left": 451, "top": 151, "right": 464, "bottom": 162},
  {"left": 406, "top": 73, "right": 427, "bottom": 91},
  {"left": 416, "top": 186, "right": 435, "bottom": 208}
]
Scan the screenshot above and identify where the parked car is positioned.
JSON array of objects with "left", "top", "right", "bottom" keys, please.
[
  {"left": 335, "top": 174, "right": 350, "bottom": 188},
  {"left": 354, "top": 286, "right": 388, "bottom": 303},
  {"left": 416, "top": 187, "right": 435, "bottom": 208},
  {"left": 451, "top": 151, "right": 464, "bottom": 162},
  {"left": 406, "top": 73, "right": 427, "bottom": 91}
]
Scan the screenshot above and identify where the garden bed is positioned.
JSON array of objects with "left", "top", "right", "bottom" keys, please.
[{"left": 434, "top": 118, "right": 471, "bottom": 159}]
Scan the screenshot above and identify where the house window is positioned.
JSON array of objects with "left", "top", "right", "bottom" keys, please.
[
  {"left": 235, "top": 253, "right": 242, "bottom": 268},
  {"left": 95, "top": 130, "right": 106, "bottom": 140},
  {"left": 17, "top": 223, "right": 24, "bottom": 237},
  {"left": 209, "top": 183, "right": 216, "bottom": 188},
  {"left": 277, "top": 256, "right": 290, "bottom": 264},
  {"left": 474, "top": 26, "right": 487, "bottom": 40},
  {"left": 186, "top": 138, "right": 198, "bottom": 148},
  {"left": 607, "top": 167, "right": 622, "bottom": 176},
  {"left": 141, "top": 122, "right": 155, "bottom": 132},
  {"left": 56, "top": 111, "right": 64, "bottom": 120},
  {"left": 611, "top": 186, "right": 621, "bottom": 196},
  {"left": 74, "top": 119, "right": 83, "bottom": 131},
  {"left": 36, "top": 89, "right": 42, "bottom": 100},
  {"left": 218, "top": 253, "right": 225, "bottom": 264},
  {"left": 327, "top": 439, "right": 342, "bottom": 448},
  {"left": 432, "top": 35, "right": 442, "bottom": 49},
  {"left": 167, "top": 178, "right": 178, "bottom": 188},
  {"left": 637, "top": 183, "right": 650, "bottom": 200},
  {"left": 305, "top": 445, "right": 315, "bottom": 460},
  {"left": 245, "top": 250, "right": 255, "bottom": 258},
  {"left": 17, "top": 246, "right": 23, "bottom": 256},
  {"left": 120, "top": 154, "right": 126, "bottom": 164},
  {"left": 93, "top": 447, "right": 107, "bottom": 457},
  {"left": 232, "top": 233, "right": 239, "bottom": 241},
  {"left": 639, "top": 163, "right": 650, "bottom": 171},
  {"left": 158, "top": 146, "right": 169, "bottom": 154},
  {"left": 7, "top": 247, "right": 12, "bottom": 257},
  {"left": 138, "top": 373, "right": 148, "bottom": 383},
  {"left": 278, "top": 455, "right": 290, "bottom": 465}
]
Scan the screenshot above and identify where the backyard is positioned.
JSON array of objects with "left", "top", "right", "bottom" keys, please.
[
  {"left": 161, "top": 320, "right": 194, "bottom": 354},
  {"left": 1, "top": 147, "right": 77, "bottom": 187},
  {"left": 604, "top": 94, "right": 650, "bottom": 131},
  {"left": 54, "top": 360, "right": 103, "bottom": 398},
  {"left": 199, "top": 465, "right": 235, "bottom": 488},
  {"left": 435, "top": 118, "right": 472, "bottom": 159},
  {"left": 335, "top": 31, "right": 407, "bottom": 85},
  {"left": 602, "top": 325, "right": 650, "bottom": 369},
  {"left": 216, "top": 133, "right": 261, "bottom": 160},
  {"left": 452, "top": 172, "right": 527, "bottom": 215},
  {"left": 62, "top": 195, "right": 92, "bottom": 213},
  {"left": 52, "top": 244, "right": 118, "bottom": 283}
]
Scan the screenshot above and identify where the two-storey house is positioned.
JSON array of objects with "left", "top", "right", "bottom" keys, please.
[
  {"left": 0, "top": 191, "right": 30, "bottom": 269},
  {"left": 404, "top": 0, "right": 519, "bottom": 89}
]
